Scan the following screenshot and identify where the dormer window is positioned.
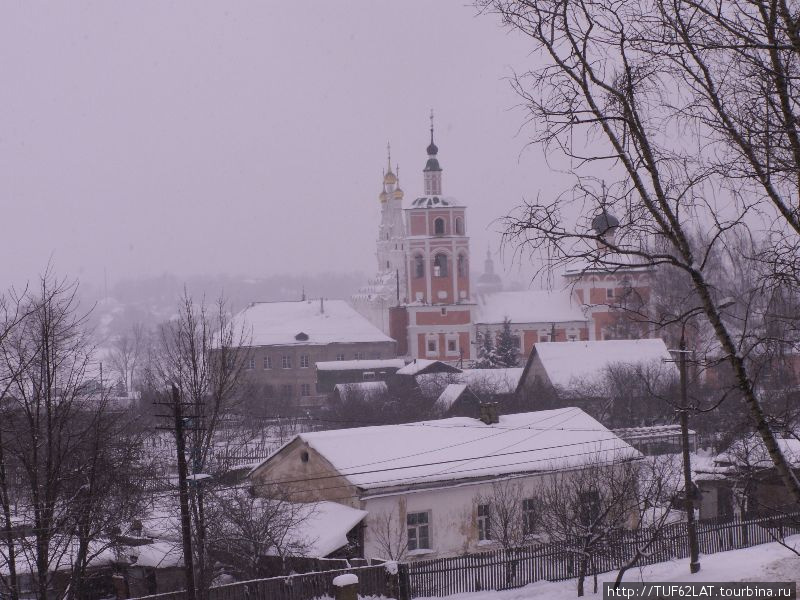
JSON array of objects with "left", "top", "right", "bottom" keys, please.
[{"left": 295, "top": 332, "right": 309, "bottom": 341}]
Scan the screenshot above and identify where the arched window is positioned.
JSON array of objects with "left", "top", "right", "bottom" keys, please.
[
  {"left": 457, "top": 254, "right": 467, "bottom": 277},
  {"left": 434, "top": 218, "right": 445, "bottom": 235},
  {"left": 414, "top": 254, "right": 425, "bottom": 278},
  {"left": 433, "top": 253, "right": 448, "bottom": 277},
  {"left": 455, "top": 217, "right": 464, "bottom": 235}
]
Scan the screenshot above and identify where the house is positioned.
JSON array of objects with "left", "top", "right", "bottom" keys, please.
[
  {"left": 227, "top": 299, "right": 397, "bottom": 412},
  {"left": 418, "top": 367, "right": 526, "bottom": 415},
  {"left": 316, "top": 358, "right": 406, "bottom": 393},
  {"left": 695, "top": 435, "right": 800, "bottom": 520},
  {"left": 516, "top": 339, "right": 677, "bottom": 426},
  {"left": 249, "top": 407, "right": 640, "bottom": 560},
  {"left": 613, "top": 425, "right": 696, "bottom": 456}
]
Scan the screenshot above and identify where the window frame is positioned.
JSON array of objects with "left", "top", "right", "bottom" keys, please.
[
  {"left": 433, "top": 217, "right": 445, "bottom": 235},
  {"left": 300, "top": 354, "right": 310, "bottom": 368},
  {"left": 433, "top": 253, "right": 448, "bottom": 278},
  {"left": 263, "top": 356, "right": 272, "bottom": 369},
  {"left": 300, "top": 383, "right": 311, "bottom": 397},
  {"left": 477, "top": 504, "right": 491, "bottom": 541},
  {"left": 281, "top": 355, "right": 292, "bottom": 369},
  {"left": 407, "top": 511, "right": 431, "bottom": 551}
]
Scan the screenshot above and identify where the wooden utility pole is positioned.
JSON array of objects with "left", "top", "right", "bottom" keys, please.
[{"left": 172, "top": 385, "right": 197, "bottom": 600}]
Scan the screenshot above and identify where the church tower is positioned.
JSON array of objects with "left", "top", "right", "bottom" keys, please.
[
  {"left": 393, "top": 113, "right": 475, "bottom": 361},
  {"left": 376, "top": 144, "right": 407, "bottom": 293}
]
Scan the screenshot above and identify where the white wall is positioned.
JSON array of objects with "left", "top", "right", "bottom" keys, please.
[{"left": 361, "top": 473, "right": 549, "bottom": 560}]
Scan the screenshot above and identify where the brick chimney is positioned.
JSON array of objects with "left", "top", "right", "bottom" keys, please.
[{"left": 479, "top": 402, "right": 499, "bottom": 425}]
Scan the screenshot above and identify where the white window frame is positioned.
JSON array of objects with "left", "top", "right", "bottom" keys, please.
[
  {"left": 300, "top": 354, "right": 310, "bottom": 368},
  {"left": 282, "top": 355, "right": 292, "bottom": 369},
  {"left": 263, "top": 356, "right": 272, "bottom": 369},
  {"left": 336, "top": 353, "right": 345, "bottom": 361},
  {"left": 300, "top": 383, "right": 311, "bottom": 397},
  {"left": 407, "top": 511, "right": 432, "bottom": 551},
  {"left": 426, "top": 336, "right": 439, "bottom": 356},
  {"left": 246, "top": 356, "right": 255, "bottom": 370},
  {"left": 477, "top": 504, "right": 491, "bottom": 541},
  {"left": 445, "top": 335, "right": 459, "bottom": 356}
]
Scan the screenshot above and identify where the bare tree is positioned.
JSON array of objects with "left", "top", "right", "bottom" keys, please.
[
  {"left": 369, "top": 508, "right": 408, "bottom": 561},
  {"left": 150, "top": 291, "right": 249, "bottom": 597},
  {"left": 107, "top": 322, "right": 146, "bottom": 394},
  {"left": 0, "top": 273, "right": 148, "bottom": 600},
  {"left": 209, "top": 486, "right": 313, "bottom": 580},
  {"left": 537, "top": 453, "right": 640, "bottom": 596},
  {"left": 479, "top": 0, "right": 800, "bottom": 504}
]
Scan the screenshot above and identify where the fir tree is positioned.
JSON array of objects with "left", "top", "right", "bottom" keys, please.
[
  {"left": 474, "top": 327, "right": 499, "bottom": 369},
  {"left": 495, "top": 318, "right": 520, "bottom": 368}
]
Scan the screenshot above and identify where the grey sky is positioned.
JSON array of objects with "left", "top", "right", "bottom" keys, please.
[{"left": 1, "top": 1, "right": 570, "bottom": 290}]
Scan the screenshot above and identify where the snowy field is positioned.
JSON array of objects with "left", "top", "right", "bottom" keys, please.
[{"left": 409, "top": 537, "right": 800, "bottom": 600}]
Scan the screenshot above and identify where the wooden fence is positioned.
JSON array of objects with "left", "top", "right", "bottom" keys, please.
[
  {"left": 131, "top": 563, "right": 395, "bottom": 600},
  {"left": 404, "top": 511, "right": 800, "bottom": 598}
]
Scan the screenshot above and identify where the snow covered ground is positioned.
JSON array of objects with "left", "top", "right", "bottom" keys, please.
[{"left": 414, "top": 536, "right": 800, "bottom": 600}]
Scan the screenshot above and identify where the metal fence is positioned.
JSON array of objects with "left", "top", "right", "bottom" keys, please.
[{"left": 404, "top": 511, "right": 800, "bottom": 597}]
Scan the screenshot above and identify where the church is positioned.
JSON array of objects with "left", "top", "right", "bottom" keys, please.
[{"left": 351, "top": 116, "right": 654, "bottom": 363}]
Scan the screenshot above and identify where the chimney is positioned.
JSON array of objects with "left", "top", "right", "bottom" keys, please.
[
  {"left": 320, "top": 297, "right": 324, "bottom": 314},
  {"left": 479, "top": 402, "right": 499, "bottom": 425}
]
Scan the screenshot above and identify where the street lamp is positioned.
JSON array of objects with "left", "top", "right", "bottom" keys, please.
[{"left": 666, "top": 298, "right": 735, "bottom": 575}]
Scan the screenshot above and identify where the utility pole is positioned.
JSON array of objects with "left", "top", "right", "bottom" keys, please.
[
  {"left": 170, "top": 385, "right": 197, "bottom": 600},
  {"left": 670, "top": 331, "right": 701, "bottom": 574}
]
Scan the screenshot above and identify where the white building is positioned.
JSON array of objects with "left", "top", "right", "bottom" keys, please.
[{"left": 249, "top": 407, "right": 639, "bottom": 559}]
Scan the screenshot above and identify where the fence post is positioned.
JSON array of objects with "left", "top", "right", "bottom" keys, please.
[{"left": 332, "top": 574, "right": 358, "bottom": 600}]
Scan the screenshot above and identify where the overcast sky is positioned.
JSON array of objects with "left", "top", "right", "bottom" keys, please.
[{"left": 1, "top": 1, "right": 574, "bottom": 291}]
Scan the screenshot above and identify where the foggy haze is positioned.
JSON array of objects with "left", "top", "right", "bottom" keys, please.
[{"left": 1, "top": 2, "right": 569, "bottom": 293}]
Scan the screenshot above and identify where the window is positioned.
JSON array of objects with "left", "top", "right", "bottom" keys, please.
[
  {"left": 457, "top": 254, "right": 468, "bottom": 278},
  {"left": 433, "top": 253, "right": 448, "bottom": 277},
  {"left": 300, "top": 383, "right": 311, "bottom": 397},
  {"left": 578, "top": 491, "right": 601, "bottom": 526},
  {"left": 414, "top": 254, "right": 425, "bottom": 278},
  {"left": 280, "top": 384, "right": 293, "bottom": 399},
  {"left": 363, "top": 371, "right": 376, "bottom": 381},
  {"left": 447, "top": 338, "right": 458, "bottom": 354},
  {"left": 336, "top": 353, "right": 345, "bottom": 361},
  {"left": 407, "top": 511, "right": 431, "bottom": 551},
  {"left": 300, "top": 354, "right": 310, "bottom": 368},
  {"left": 282, "top": 355, "right": 292, "bottom": 369},
  {"left": 426, "top": 337, "right": 438, "bottom": 355},
  {"left": 607, "top": 287, "right": 615, "bottom": 299},
  {"left": 441, "top": 307, "right": 447, "bottom": 316},
  {"left": 354, "top": 352, "right": 365, "bottom": 360},
  {"left": 263, "top": 356, "right": 272, "bottom": 369},
  {"left": 523, "top": 499, "right": 538, "bottom": 535},
  {"left": 434, "top": 217, "right": 445, "bottom": 235},
  {"left": 246, "top": 356, "right": 255, "bottom": 370},
  {"left": 477, "top": 504, "right": 491, "bottom": 541},
  {"left": 455, "top": 216, "right": 464, "bottom": 235},
  {"left": 568, "top": 334, "right": 577, "bottom": 342}
]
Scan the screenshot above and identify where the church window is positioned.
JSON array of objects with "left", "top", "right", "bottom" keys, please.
[
  {"left": 455, "top": 217, "right": 464, "bottom": 235},
  {"left": 434, "top": 217, "right": 445, "bottom": 235},
  {"left": 433, "top": 253, "right": 448, "bottom": 277},
  {"left": 607, "top": 288, "right": 615, "bottom": 299},
  {"left": 457, "top": 254, "right": 468, "bottom": 278},
  {"left": 426, "top": 338, "right": 438, "bottom": 354},
  {"left": 414, "top": 254, "right": 425, "bottom": 278}
]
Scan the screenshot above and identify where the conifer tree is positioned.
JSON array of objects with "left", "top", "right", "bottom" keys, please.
[
  {"left": 473, "top": 327, "right": 499, "bottom": 369},
  {"left": 495, "top": 318, "right": 520, "bottom": 368}
]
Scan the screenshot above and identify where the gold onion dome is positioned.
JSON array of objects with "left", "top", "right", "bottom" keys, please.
[
  {"left": 383, "top": 170, "right": 397, "bottom": 185},
  {"left": 379, "top": 191, "right": 388, "bottom": 202},
  {"left": 394, "top": 187, "right": 404, "bottom": 199}
]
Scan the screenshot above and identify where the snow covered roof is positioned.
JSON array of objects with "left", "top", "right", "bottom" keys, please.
[
  {"left": 475, "top": 290, "right": 587, "bottom": 325},
  {"left": 563, "top": 254, "right": 655, "bottom": 276},
  {"left": 272, "top": 407, "right": 639, "bottom": 492},
  {"left": 435, "top": 383, "right": 469, "bottom": 412},
  {"left": 396, "top": 359, "right": 461, "bottom": 376},
  {"left": 228, "top": 300, "right": 395, "bottom": 347},
  {"left": 333, "top": 381, "right": 388, "bottom": 402},
  {"left": 418, "top": 368, "right": 524, "bottom": 399},
  {"left": 530, "top": 339, "right": 675, "bottom": 390},
  {"left": 284, "top": 501, "right": 368, "bottom": 558},
  {"left": 717, "top": 436, "right": 800, "bottom": 469},
  {"left": 317, "top": 358, "right": 406, "bottom": 372}
]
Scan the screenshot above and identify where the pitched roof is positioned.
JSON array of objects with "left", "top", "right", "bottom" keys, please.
[
  {"left": 434, "top": 383, "right": 469, "bottom": 413},
  {"left": 333, "top": 381, "right": 388, "bottom": 402},
  {"left": 395, "top": 359, "right": 461, "bottom": 376},
  {"left": 418, "top": 368, "right": 524, "bottom": 399},
  {"left": 261, "top": 407, "right": 638, "bottom": 493},
  {"left": 316, "top": 358, "right": 406, "bottom": 372},
  {"left": 529, "top": 338, "right": 674, "bottom": 390},
  {"left": 229, "top": 300, "right": 395, "bottom": 347},
  {"left": 475, "top": 290, "right": 586, "bottom": 325}
]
